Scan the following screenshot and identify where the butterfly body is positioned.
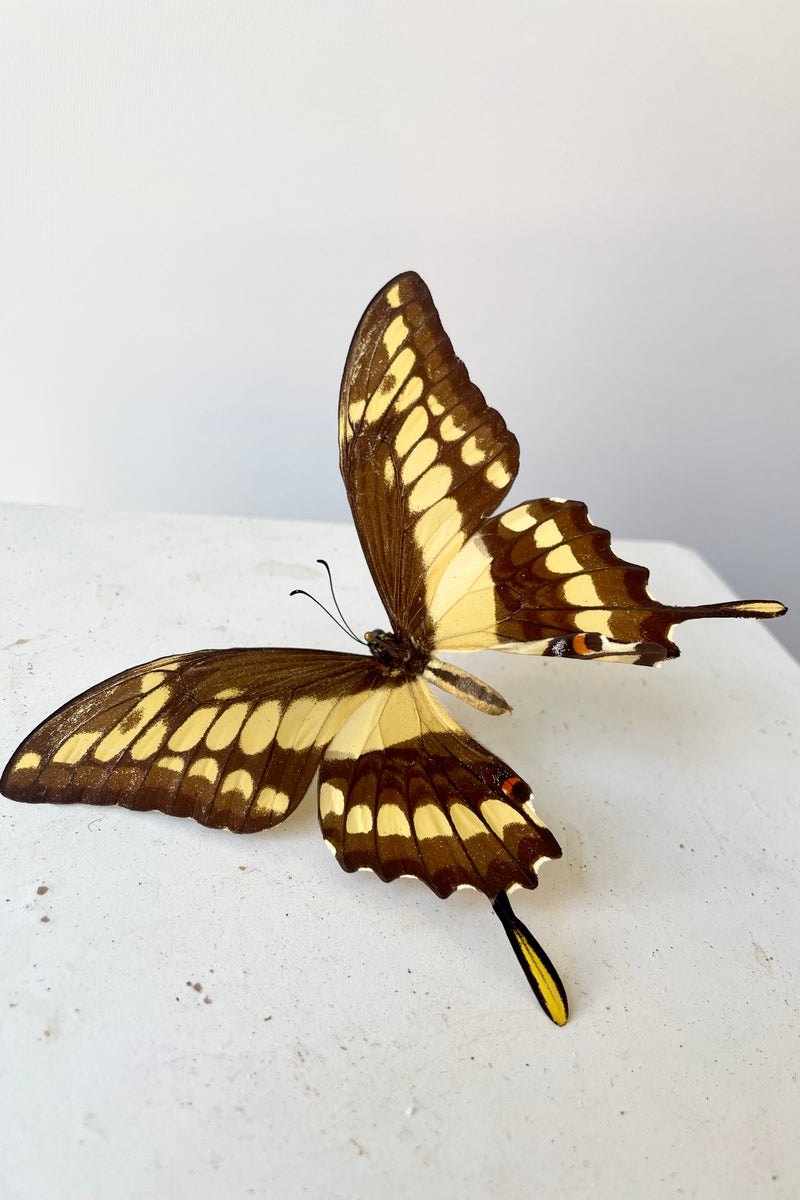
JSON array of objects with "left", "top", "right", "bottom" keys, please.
[
  {"left": 364, "top": 628, "right": 428, "bottom": 674},
  {"left": 1, "top": 270, "right": 786, "bottom": 1026}
]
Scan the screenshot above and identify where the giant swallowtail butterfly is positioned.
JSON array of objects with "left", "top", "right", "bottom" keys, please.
[{"left": 1, "top": 272, "right": 786, "bottom": 1025}]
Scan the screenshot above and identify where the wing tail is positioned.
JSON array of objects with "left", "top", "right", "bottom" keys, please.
[{"left": 492, "top": 890, "right": 569, "bottom": 1026}]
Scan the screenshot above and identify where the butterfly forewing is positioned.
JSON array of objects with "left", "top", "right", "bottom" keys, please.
[
  {"left": 2, "top": 649, "right": 385, "bottom": 832},
  {"left": 318, "top": 677, "right": 561, "bottom": 898},
  {"left": 339, "top": 271, "right": 519, "bottom": 643}
]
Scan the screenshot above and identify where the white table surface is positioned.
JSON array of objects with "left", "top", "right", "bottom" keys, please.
[{"left": 1, "top": 502, "right": 798, "bottom": 1200}]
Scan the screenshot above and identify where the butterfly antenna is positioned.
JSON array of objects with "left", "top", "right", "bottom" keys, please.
[
  {"left": 492, "top": 891, "right": 569, "bottom": 1026},
  {"left": 289, "top": 588, "right": 365, "bottom": 646},
  {"left": 316, "top": 558, "right": 363, "bottom": 642}
]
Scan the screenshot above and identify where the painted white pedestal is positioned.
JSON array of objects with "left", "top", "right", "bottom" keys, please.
[{"left": 1, "top": 503, "right": 798, "bottom": 1199}]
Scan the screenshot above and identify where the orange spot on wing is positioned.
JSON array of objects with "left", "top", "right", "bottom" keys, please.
[
  {"left": 572, "top": 635, "right": 592, "bottom": 655},
  {"left": 501, "top": 776, "right": 521, "bottom": 796}
]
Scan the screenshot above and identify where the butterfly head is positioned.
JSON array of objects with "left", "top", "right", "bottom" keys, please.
[{"left": 364, "top": 629, "right": 428, "bottom": 677}]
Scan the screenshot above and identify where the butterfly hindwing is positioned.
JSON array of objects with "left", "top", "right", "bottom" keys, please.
[
  {"left": 428, "top": 497, "right": 787, "bottom": 663},
  {"left": 339, "top": 271, "right": 519, "bottom": 642},
  {"left": 1, "top": 649, "right": 385, "bottom": 832},
  {"left": 318, "top": 677, "right": 561, "bottom": 898}
]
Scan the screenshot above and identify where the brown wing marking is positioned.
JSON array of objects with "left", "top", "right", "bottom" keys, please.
[
  {"left": 338, "top": 271, "right": 519, "bottom": 642},
  {"left": 1, "top": 649, "right": 384, "bottom": 832},
  {"left": 318, "top": 678, "right": 561, "bottom": 899},
  {"left": 429, "top": 498, "right": 787, "bottom": 661}
]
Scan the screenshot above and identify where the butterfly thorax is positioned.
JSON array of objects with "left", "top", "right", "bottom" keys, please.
[
  {"left": 365, "top": 629, "right": 428, "bottom": 677},
  {"left": 365, "top": 629, "right": 512, "bottom": 717}
]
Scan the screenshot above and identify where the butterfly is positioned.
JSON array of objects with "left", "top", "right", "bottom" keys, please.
[{"left": 1, "top": 272, "right": 786, "bottom": 1025}]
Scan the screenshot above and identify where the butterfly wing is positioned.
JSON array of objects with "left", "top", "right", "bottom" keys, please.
[
  {"left": 318, "top": 675, "right": 560, "bottom": 899},
  {"left": 341, "top": 274, "right": 785, "bottom": 667},
  {"left": 428, "top": 497, "right": 787, "bottom": 663},
  {"left": 339, "top": 271, "right": 519, "bottom": 641},
  {"left": 1, "top": 649, "right": 385, "bottom": 832}
]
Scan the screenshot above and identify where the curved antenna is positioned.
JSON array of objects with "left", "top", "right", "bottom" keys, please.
[
  {"left": 290, "top": 588, "right": 365, "bottom": 647},
  {"left": 316, "top": 559, "right": 362, "bottom": 642}
]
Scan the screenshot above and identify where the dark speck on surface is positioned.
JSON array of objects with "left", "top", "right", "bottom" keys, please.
[{"left": 36, "top": 885, "right": 49, "bottom": 896}]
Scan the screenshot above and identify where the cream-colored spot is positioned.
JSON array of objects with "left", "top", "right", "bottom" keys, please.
[
  {"left": 130, "top": 719, "right": 168, "bottom": 761},
  {"left": 386, "top": 282, "right": 402, "bottom": 308},
  {"left": 12, "top": 751, "right": 42, "bottom": 772},
  {"left": 324, "top": 839, "right": 338, "bottom": 856},
  {"left": 563, "top": 575, "right": 603, "bottom": 607},
  {"left": 139, "top": 671, "right": 166, "bottom": 692},
  {"left": 187, "top": 756, "right": 220, "bottom": 783},
  {"left": 408, "top": 464, "right": 452, "bottom": 514},
  {"left": 145, "top": 656, "right": 181, "bottom": 671},
  {"left": 214, "top": 687, "right": 244, "bottom": 700},
  {"left": 168, "top": 707, "right": 219, "bottom": 752},
  {"left": 384, "top": 456, "right": 395, "bottom": 488},
  {"left": 413, "top": 497, "right": 461, "bottom": 566},
  {"left": 549, "top": 496, "right": 567, "bottom": 504},
  {"left": 376, "top": 804, "right": 412, "bottom": 839},
  {"left": 271, "top": 791, "right": 290, "bottom": 816},
  {"left": 427, "top": 394, "right": 446, "bottom": 416},
  {"left": 460, "top": 434, "right": 485, "bottom": 465},
  {"left": 346, "top": 803, "right": 373, "bottom": 835},
  {"left": 732, "top": 601, "right": 786, "bottom": 614},
  {"left": 253, "top": 786, "right": 290, "bottom": 817},
  {"left": 428, "top": 534, "right": 496, "bottom": 650},
  {"left": 393, "top": 375, "right": 424, "bottom": 412},
  {"left": 54, "top": 731, "right": 103, "bottom": 765},
  {"left": 401, "top": 437, "right": 438, "bottom": 485},
  {"left": 238, "top": 699, "right": 281, "bottom": 756},
  {"left": 545, "top": 544, "right": 582, "bottom": 575},
  {"left": 94, "top": 685, "right": 172, "bottom": 762},
  {"left": 413, "top": 804, "right": 451, "bottom": 840},
  {"left": 411, "top": 681, "right": 462, "bottom": 735},
  {"left": 573, "top": 609, "right": 615, "bottom": 638},
  {"left": 484, "top": 459, "right": 511, "bottom": 489},
  {"left": 395, "top": 404, "right": 428, "bottom": 458},
  {"left": 532, "top": 517, "right": 563, "bottom": 549},
  {"left": 277, "top": 696, "right": 336, "bottom": 751},
  {"left": 220, "top": 768, "right": 254, "bottom": 800},
  {"left": 314, "top": 691, "right": 369, "bottom": 747},
  {"left": 499, "top": 505, "right": 538, "bottom": 533},
  {"left": 450, "top": 803, "right": 487, "bottom": 841},
  {"left": 320, "top": 781, "right": 346, "bottom": 819},
  {"left": 481, "top": 799, "right": 528, "bottom": 838},
  {"left": 205, "top": 703, "right": 251, "bottom": 752},
  {"left": 326, "top": 684, "right": 428, "bottom": 760},
  {"left": 440, "top": 413, "right": 466, "bottom": 441},
  {"left": 348, "top": 398, "right": 366, "bottom": 426},
  {"left": 364, "top": 347, "right": 416, "bottom": 423},
  {"left": 383, "top": 314, "right": 408, "bottom": 358},
  {"left": 522, "top": 801, "right": 546, "bottom": 830},
  {"left": 155, "top": 755, "right": 184, "bottom": 773}
]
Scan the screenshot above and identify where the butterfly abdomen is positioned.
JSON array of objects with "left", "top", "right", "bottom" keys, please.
[{"left": 422, "top": 657, "right": 511, "bottom": 716}]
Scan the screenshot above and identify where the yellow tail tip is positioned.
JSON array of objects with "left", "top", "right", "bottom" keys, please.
[{"left": 492, "top": 891, "right": 569, "bottom": 1026}]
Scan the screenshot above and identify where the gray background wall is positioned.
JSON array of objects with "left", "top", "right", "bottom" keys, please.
[{"left": 1, "top": 2, "right": 797, "bottom": 658}]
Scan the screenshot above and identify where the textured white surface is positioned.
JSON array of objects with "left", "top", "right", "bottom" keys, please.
[{"left": 1, "top": 503, "right": 798, "bottom": 1200}]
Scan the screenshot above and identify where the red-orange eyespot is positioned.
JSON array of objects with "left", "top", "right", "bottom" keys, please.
[{"left": 501, "top": 776, "right": 521, "bottom": 796}]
